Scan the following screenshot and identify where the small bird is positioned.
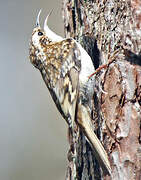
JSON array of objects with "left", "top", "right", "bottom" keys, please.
[{"left": 29, "top": 10, "right": 111, "bottom": 175}]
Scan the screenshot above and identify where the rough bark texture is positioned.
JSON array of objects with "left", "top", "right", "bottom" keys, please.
[{"left": 62, "top": 0, "right": 141, "bottom": 179}]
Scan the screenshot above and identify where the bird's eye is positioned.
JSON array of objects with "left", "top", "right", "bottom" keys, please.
[{"left": 38, "top": 31, "right": 43, "bottom": 36}]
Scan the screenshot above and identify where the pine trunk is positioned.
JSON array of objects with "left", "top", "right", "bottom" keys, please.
[{"left": 62, "top": 0, "right": 141, "bottom": 179}]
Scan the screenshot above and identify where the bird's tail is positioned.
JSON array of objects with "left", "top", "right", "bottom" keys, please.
[{"left": 77, "top": 103, "right": 111, "bottom": 175}]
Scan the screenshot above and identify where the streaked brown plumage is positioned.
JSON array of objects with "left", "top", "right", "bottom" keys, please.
[{"left": 29, "top": 10, "right": 111, "bottom": 175}]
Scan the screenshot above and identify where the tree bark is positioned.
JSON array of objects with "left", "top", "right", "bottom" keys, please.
[{"left": 62, "top": 0, "right": 141, "bottom": 179}]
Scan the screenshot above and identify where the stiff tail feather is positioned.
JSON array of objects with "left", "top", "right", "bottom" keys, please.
[{"left": 77, "top": 103, "right": 111, "bottom": 175}]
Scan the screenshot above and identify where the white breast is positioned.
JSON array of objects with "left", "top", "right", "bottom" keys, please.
[{"left": 76, "top": 42, "right": 95, "bottom": 84}]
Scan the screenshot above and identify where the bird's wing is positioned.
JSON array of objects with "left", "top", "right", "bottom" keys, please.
[{"left": 40, "top": 38, "right": 81, "bottom": 125}]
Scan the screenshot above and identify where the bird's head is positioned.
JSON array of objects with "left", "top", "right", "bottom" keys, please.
[
  {"left": 29, "top": 9, "right": 63, "bottom": 69},
  {"left": 29, "top": 10, "right": 52, "bottom": 69}
]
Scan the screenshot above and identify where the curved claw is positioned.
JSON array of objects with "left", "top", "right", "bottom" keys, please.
[
  {"left": 36, "top": 9, "right": 42, "bottom": 27},
  {"left": 44, "top": 9, "right": 53, "bottom": 31}
]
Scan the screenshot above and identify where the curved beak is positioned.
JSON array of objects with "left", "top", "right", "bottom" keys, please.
[
  {"left": 44, "top": 9, "right": 53, "bottom": 31},
  {"left": 36, "top": 9, "right": 42, "bottom": 27}
]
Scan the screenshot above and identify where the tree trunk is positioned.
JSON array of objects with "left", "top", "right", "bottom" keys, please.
[{"left": 62, "top": 0, "right": 141, "bottom": 179}]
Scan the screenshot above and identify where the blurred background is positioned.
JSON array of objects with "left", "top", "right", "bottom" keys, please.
[{"left": 0, "top": 0, "right": 68, "bottom": 180}]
